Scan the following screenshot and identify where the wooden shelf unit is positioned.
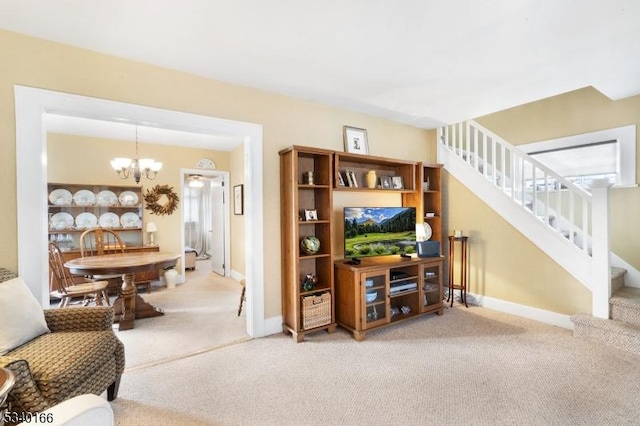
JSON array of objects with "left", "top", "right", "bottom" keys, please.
[
  {"left": 421, "top": 164, "right": 443, "bottom": 254},
  {"left": 280, "top": 145, "right": 445, "bottom": 342},
  {"left": 279, "top": 146, "right": 337, "bottom": 342},
  {"left": 334, "top": 152, "right": 417, "bottom": 192},
  {"left": 335, "top": 255, "right": 444, "bottom": 341}
]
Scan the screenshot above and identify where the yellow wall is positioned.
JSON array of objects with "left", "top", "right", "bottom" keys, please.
[
  {"left": 230, "top": 144, "right": 245, "bottom": 276},
  {"left": 0, "top": 29, "right": 432, "bottom": 319},
  {"left": 47, "top": 133, "right": 231, "bottom": 268},
  {"left": 445, "top": 175, "right": 592, "bottom": 314},
  {"left": 476, "top": 87, "right": 640, "bottom": 272}
]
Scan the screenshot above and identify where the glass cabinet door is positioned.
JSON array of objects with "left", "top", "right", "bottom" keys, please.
[
  {"left": 421, "top": 262, "right": 442, "bottom": 312},
  {"left": 361, "top": 271, "right": 388, "bottom": 329}
]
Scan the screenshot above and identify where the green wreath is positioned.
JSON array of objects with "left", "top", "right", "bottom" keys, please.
[{"left": 143, "top": 184, "right": 180, "bottom": 216}]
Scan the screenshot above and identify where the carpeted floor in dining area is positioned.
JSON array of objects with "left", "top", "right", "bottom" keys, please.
[
  {"left": 114, "top": 262, "right": 249, "bottom": 370},
  {"left": 110, "top": 272, "right": 640, "bottom": 426}
]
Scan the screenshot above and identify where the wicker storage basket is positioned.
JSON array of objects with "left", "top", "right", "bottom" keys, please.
[{"left": 302, "top": 292, "right": 331, "bottom": 330}]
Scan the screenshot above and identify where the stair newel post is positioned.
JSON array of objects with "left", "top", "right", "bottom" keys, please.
[{"left": 590, "top": 179, "right": 612, "bottom": 319}]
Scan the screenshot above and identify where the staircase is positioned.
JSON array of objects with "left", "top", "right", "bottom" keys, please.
[
  {"left": 438, "top": 120, "right": 640, "bottom": 354},
  {"left": 572, "top": 268, "right": 640, "bottom": 355}
]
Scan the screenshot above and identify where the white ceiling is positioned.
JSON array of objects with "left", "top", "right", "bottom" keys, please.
[{"left": 2, "top": 0, "right": 640, "bottom": 132}]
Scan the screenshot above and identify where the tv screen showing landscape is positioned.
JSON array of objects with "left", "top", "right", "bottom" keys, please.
[{"left": 344, "top": 207, "right": 416, "bottom": 258}]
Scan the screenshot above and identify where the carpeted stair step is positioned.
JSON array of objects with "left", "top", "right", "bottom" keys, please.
[
  {"left": 610, "top": 286, "right": 640, "bottom": 327},
  {"left": 611, "top": 267, "right": 626, "bottom": 294},
  {"left": 571, "top": 313, "right": 640, "bottom": 356}
]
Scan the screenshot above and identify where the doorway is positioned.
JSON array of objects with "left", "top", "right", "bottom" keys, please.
[
  {"left": 182, "top": 170, "right": 230, "bottom": 277},
  {"left": 14, "top": 85, "right": 266, "bottom": 338}
]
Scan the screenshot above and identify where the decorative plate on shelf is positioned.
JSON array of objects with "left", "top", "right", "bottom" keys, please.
[
  {"left": 98, "top": 212, "right": 120, "bottom": 228},
  {"left": 75, "top": 212, "right": 98, "bottom": 230},
  {"left": 73, "top": 190, "right": 96, "bottom": 206},
  {"left": 118, "top": 191, "right": 139, "bottom": 206},
  {"left": 50, "top": 212, "right": 74, "bottom": 230},
  {"left": 96, "top": 190, "right": 118, "bottom": 207},
  {"left": 49, "top": 189, "right": 73, "bottom": 206},
  {"left": 120, "top": 212, "right": 141, "bottom": 228},
  {"left": 422, "top": 222, "right": 433, "bottom": 240}
]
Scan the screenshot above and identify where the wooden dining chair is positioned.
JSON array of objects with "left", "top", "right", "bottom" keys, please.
[
  {"left": 48, "top": 241, "right": 110, "bottom": 308},
  {"left": 80, "top": 228, "right": 125, "bottom": 256},
  {"left": 80, "top": 228, "right": 152, "bottom": 294}
]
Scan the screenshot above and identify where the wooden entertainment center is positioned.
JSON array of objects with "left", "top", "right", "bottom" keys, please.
[
  {"left": 280, "top": 145, "right": 443, "bottom": 342},
  {"left": 335, "top": 255, "right": 443, "bottom": 341}
]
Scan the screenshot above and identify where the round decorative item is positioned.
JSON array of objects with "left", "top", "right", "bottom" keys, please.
[
  {"left": 73, "top": 190, "right": 96, "bottom": 206},
  {"left": 50, "top": 212, "right": 74, "bottom": 230},
  {"left": 98, "top": 212, "right": 120, "bottom": 228},
  {"left": 143, "top": 184, "right": 180, "bottom": 216},
  {"left": 196, "top": 158, "right": 216, "bottom": 170},
  {"left": 49, "top": 188, "right": 72, "bottom": 206},
  {"left": 96, "top": 190, "right": 118, "bottom": 207},
  {"left": 75, "top": 212, "right": 98, "bottom": 230},
  {"left": 300, "top": 236, "right": 320, "bottom": 255},
  {"left": 120, "top": 212, "right": 141, "bottom": 228},
  {"left": 302, "top": 273, "right": 318, "bottom": 292},
  {"left": 422, "top": 222, "right": 433, "bottom": 240},
  {"left": 118, "top": 191, "right": 139, "bottom": 206}
]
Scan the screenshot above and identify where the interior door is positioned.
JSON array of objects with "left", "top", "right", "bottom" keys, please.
[{"left": 210, "top": 175, "right": 225, "bottom": 275}]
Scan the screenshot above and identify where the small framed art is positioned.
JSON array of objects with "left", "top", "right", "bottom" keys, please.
[
  {"left": 380, "top": 176, "right": 392, "bottom": 189},
  {"left": 304, "top": 209, "right": 318, "bottom": 221},
  {"left": 392, "top": 176, "right": 404, "bottom": 189},
  {"left": 343, "top": 126, "right": 369, "bottom": 155},
  {"left": 233, "top": 184, "right": 244, "bottom": 215}
]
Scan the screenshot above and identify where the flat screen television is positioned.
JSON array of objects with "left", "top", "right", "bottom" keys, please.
[{"left": 344, "top": 207, "right": 416, "bottom": 259}]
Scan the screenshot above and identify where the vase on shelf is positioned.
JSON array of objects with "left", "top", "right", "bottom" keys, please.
[{"left": 365, "top": 170, "right": 377, "bottom": 189}]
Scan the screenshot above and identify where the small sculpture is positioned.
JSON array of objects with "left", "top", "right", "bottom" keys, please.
[{"left": 302, "top": 273, "right": 318, "bottom": 291}]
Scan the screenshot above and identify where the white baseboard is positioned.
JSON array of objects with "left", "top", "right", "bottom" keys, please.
[
  {"left": 469, "top": 292, "right": 574, "bottom": 330},
  {"left": 264, "top": 315, "right": 284, "bottom": 336},
  {"left": 229, "top": 270, "right": 245, "bottom": 282}
]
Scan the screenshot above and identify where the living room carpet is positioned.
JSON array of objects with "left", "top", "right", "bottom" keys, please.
[
  {"left": 111, "top": 302, "right": 640, "bottom": 425},
  {"left": 114, "top": 264, "right": 249, "bottom": 370}
]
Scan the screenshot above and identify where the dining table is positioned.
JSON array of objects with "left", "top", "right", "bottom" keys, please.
[{"left": 65, "top": 251, "right": 180, "bottom": 331}]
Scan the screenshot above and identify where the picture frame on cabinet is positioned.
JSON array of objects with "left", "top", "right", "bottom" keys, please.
[
  {"left": 343, "top": 126, "right": 370, "bottom": 155},
  {"left": 380, "top": 176, "right": 392, "bottom": 189},
  {"left": 392, "top": 176, "right": 404, "bottom": 189},
  {"left": 304, "top": 209, "right": 318, "bottom": 221}
]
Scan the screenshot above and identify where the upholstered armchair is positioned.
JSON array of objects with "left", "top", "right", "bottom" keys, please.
[{"left": 0, "top": 268, "right": 124, "bottom": 417}]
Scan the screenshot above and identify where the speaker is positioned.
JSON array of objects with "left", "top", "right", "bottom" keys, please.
[{"left": 417, "top": 241, "right": 440, "bottom": 257}]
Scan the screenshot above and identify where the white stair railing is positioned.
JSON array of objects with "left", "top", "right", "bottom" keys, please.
[{"left": 438, "top": 120, "right": 611, "bottom": 318}]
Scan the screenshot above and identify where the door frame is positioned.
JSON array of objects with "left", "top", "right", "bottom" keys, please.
[
  {"left": 180, "top": 168, "right": 230, "bottom": 278},
  {"left": 14, "top": 85, "right": 266, "bottom": 338}
]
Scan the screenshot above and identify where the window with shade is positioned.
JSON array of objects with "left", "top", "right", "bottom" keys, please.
[{"left": 520, "top": 125, "right": 636, "bottom": 190}]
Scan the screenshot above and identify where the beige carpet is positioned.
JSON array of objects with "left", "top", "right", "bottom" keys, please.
[
  {"left": 114, "top": 263, "right": 249, "bottom": 370},
  {"left": 111, "top": 294, "right": 640, "bottom": 426}
]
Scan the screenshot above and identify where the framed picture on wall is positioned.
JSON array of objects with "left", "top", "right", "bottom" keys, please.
[{"left": 233, "top": 184, "right": 244, "bottom": 215}]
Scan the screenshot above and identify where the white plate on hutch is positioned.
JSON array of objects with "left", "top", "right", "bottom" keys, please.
[
  {"left": 98, "top": 212, "right": 120, "bottom": 228},
  {"left": 73, "top": 190, "right": 96, "bottom": 206},
  {"left": 75, "top": 212, "right": 98, "bottom": 229},
  {"left": 120, "top": 212, "right": 141, "bottom": 228},
  {"left": 49, "top": 189, "right": 72, "bottom": 206},
  {"left": 119, "top": 191, "right": 138, "bottom": 206},
  {"left": 96, "top": 190, "right": 118, "bottom": 207},
  {"left": 50, "top": 212, "right": 74, "bottom": 230}
]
